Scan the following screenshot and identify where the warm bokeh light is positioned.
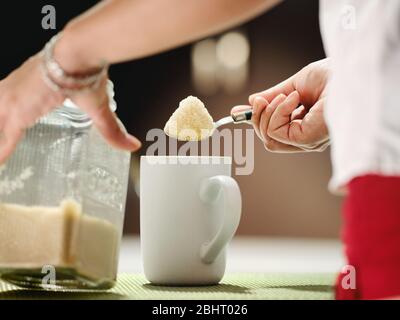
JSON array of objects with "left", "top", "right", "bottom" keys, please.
[
  {"left": 191, "top": 38, "right": 219, "bottom": 95},
  {"left": 216, "top": 31, "right": 250, "bottom": 69},
  {"left": 191, "top": 31, "right": 250, "bottom": 95}
]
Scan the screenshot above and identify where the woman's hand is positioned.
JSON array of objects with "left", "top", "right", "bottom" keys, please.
[
  {"left": 0, "top": 53, "right": 141, "bottom": 163},
  {"left": 234, "top": 58, "right": 330, "bottom": 153}
]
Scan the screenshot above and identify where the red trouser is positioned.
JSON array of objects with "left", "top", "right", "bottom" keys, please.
[{"left": 335, "top": 175, "right": 400, "bottom": 299}]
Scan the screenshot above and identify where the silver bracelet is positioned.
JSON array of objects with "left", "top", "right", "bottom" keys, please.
[{"left": 40, "top": 33, "right": 109, "bottom": 95}]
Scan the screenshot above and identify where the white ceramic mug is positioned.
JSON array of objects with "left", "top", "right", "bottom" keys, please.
[{"left": 140, "top": 156, "right": 241, "bottom": 285}]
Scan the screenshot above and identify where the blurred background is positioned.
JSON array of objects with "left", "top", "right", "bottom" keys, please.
[{"left": 1, "top": 0, "right": 342, "bottom": 239}]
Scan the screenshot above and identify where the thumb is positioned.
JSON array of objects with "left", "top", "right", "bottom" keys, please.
[
  {"left": 231, "top": 105, "right": 252, "bottom": 114},
  {"left": 0, "top": 126, "right": 24, "bottom": 164},
  {"left": 74, "top": 90, "right": 141, "bottom": 152},
  {"left": 90, "top": 98, "right": 141, "bottom": 151}
]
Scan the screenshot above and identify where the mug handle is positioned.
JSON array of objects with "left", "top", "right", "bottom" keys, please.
[{"left": 199, "top": 175, "right": 242, "bottom": 264}]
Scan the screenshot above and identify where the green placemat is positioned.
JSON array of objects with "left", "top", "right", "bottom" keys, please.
[{"left": 0, "top": 273, "right": 335, "bottom": 300}]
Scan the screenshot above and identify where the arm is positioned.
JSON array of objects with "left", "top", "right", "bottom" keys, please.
[
  {"left": 56, "top": 0, "right": 281, "bottom": 71},
  {"left": 0, "top": 0, "right": 281, "bottom": 163}
]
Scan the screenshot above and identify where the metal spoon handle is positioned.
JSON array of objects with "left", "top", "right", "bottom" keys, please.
[
  {"left": 232, "top": 110, "right": 252, "bottom": 123},
  {"left": 214, "top": 110, "right": 253, "bottom": 130}
]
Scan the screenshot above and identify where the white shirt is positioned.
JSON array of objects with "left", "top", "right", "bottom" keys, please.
[{"left": 319, "top": 0, "right": 400, "bottom": 193}]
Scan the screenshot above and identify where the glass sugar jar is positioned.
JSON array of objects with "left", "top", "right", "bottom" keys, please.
[{"left": 0, "top": 81, "right": 131, "bottom": 290}]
